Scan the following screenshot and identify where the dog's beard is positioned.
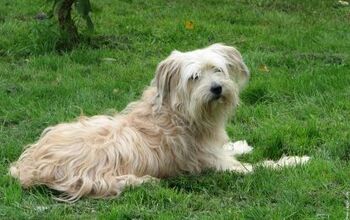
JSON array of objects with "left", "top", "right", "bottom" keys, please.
[{"left": 185, "top": 84, "right": 238, "bottom": 128}]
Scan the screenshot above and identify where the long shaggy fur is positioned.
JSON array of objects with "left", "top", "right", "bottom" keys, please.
[{"left": 9, "top": 44, "right": 308, "bottom": 202}]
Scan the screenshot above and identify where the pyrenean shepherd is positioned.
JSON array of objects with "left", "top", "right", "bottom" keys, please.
[{"left": 10, "top": 44, "right": 309, "bottom": 202}]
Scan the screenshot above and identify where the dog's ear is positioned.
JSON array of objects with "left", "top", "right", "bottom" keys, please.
[
  {"left": 210, "top": 43, "right": 250, "bottom": 90},
  {"left": 154, "top": 53, "right": 181, "bottom": 105}
]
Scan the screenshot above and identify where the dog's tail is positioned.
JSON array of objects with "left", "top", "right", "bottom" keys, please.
[
  {"left": 8, "top": 115, "right": 159, "bottom": 202},
  {"left": 9, "top": 145, "right": 38, "bottom": 188},
  {"left": 9, "top": 145, "right": 158, "bottom": 202},
  {"left": 9, "top": 165, "right": 19, "bottom": 178}
]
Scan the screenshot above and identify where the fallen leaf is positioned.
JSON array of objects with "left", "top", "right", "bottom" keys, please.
[
  {"left": 113, "top": 89, "right": 119, "bottom": 94},
  {"left": 338, "top": 0, "right": 349, "bottom": 6},
  {"left": 259, "top": 64, "right": 270, "bottom": 72},
  {"left": 185, "top": 21, "right": 194, "bottom": 30},
  {"left": 101, "top": 57, "right": 117, "bottom": 62}
]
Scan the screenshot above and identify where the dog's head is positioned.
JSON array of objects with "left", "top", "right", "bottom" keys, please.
[{"left": 153, "top": 43, "right": 249, "bottom": 124}]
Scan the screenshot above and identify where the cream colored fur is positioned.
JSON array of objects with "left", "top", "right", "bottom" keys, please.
[{"left": 9, "top": 44, "right": 309, "bottom": 202}]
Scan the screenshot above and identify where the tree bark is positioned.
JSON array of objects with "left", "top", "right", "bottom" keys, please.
[{"left": 57, "top": 0, "right": 79, "bottom": 46}]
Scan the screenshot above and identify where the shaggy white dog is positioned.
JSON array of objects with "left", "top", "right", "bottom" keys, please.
[{"left": 10, "top": 44, "right": 309, "bottom": 202}]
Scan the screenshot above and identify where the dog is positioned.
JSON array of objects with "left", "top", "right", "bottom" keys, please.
[{"left": 9, "top": 44, "right": 309, "bottom": 202}]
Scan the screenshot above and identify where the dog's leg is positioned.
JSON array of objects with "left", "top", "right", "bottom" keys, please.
[
  {"left": 109, "top": 174, "right": 159, "bottom": 194},
  {"left": 223, "top": 140, "right": 253, "bottom": 156},
  {"left": 222, "top": 156, "right": 310, "bottom": 174},
  {"left": 229, "top": 159, "right": 253, "bottom": 173},
  {"left": 220, "top": 141, "right": 310, "bottom": 174},
  {"left": 227, "top": 156, "right": 310, "bottom": 174},
  {"left": 259, "top": 156, "right": 310, "bottom": 169},
  {"left": 219, "top": 140, "right": 254, "bottom": 173},
  {"left": 211, "top": 153, "right": 253, "bottom": 174},
  {"left": 54, "top": 174, "right": 159, "bottom": 202}
]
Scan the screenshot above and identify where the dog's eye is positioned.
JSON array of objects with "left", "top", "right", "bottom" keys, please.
[{"left": 214, "top": 67, "right": 223, "bottom": 73}]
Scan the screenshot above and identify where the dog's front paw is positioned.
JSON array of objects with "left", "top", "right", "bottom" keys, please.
[
  {"left": 223, "top": 140, "right": 253, "bottom": 156},
  {"left": 230, "top": 162, "right": 253, "bottom": 174},
  {"left": 261, "top": 155, "right": 311, "bottom": 169},
  {"left": 276, "top": 155, "right": 310, "bottom": 167}
]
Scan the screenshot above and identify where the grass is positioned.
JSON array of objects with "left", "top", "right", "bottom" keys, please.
[{"left": 1, "top": 0, "right": 350, "bottom": 219}]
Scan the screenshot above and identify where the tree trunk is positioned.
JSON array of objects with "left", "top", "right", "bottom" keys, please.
[{"left": 57, "top": 0, "right": 79, "bottom": 47}]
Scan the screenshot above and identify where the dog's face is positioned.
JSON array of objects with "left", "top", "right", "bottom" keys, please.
[{"left": 154, "top": 44, "right": 249, "bottom": 124}]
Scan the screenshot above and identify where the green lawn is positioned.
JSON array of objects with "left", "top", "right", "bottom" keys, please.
[{"left": 1, "top": 0, "right": 350, "bottom": 219}]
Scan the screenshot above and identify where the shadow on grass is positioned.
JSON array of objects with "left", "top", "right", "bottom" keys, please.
[
  {"left": 241, "top": 83, "right": 274, "bottom": 105},
  {"left": 4, "top": 19, "right": 134, "bottom": 57},
  {"left": 162, "top": 169, "right": 246, "bottom": 196}
]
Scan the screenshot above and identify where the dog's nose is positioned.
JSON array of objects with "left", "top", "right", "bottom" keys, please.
[{"left": 210, "top": 84, "right": 222, "bottom": 96}]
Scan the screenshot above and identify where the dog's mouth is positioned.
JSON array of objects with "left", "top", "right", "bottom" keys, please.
[
  {"left": 209, "top": 94, "right": 226, "bottom": 104},
  {"left": 212, "top": 94, "right": 222, "bottom": 101},
  {"left": 209, "top": 93, "right": 233, "bottom": 105}
]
